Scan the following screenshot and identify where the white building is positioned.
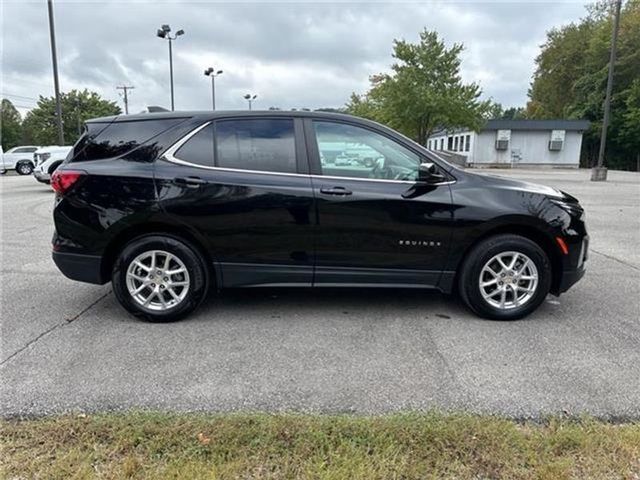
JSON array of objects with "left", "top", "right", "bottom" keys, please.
[{"left": 426, "top": 119, "right": 590, "bottom": 168}]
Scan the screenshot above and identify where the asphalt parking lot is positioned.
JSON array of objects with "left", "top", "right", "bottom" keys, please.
[{"left": 1, "top": 169, "right": 639, "bottom": 418}]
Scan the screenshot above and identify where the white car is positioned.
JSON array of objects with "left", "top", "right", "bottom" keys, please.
[
  {"left": 33, "top": 146, "right": 73, "bottom": 184},
  {"left": 0, "top": 145, "right": 40, "bottom": 175}
]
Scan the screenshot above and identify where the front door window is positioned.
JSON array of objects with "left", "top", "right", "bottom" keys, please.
[{"left": 313, "top": 121, "right": 420, "bottom": 182}]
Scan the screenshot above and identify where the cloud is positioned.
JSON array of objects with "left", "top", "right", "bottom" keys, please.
[{"left": 1, "top": 0, "right": 588, "bottom": 116}]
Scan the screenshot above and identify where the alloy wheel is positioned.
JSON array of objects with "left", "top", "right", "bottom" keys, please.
[
  {"left": 18, "top": 164, "right": 32, "bottom": 175},
  {"left": 479, "top": 251, "right": 539, "bottom": 310},
  {"left": 125, "top": 250, "right": 190, "bottom": 311}
]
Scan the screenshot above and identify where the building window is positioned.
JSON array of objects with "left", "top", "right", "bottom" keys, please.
[
  {"left": 465, "top": 134, "right": 470, "bottom": 152},
  {"left": 427, "top": 140, "right": 431, "bottom": 149},
  {"left": 440, "top": 138, "right": 444, "bottom": 150},
  {"left": 447, "top": 136, "right": 453, "bottom": 150},
  {"left": 454, "top": 136, "right": 459, "bottom": 151}
]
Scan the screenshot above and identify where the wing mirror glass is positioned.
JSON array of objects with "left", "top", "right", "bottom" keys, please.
[{"left": 418, "top": 162, "right": 446, "bottom": 184}]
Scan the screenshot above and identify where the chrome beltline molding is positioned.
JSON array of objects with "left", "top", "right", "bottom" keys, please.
[{"left": 161, "top": 121, "right": 456, "bottom": 186}]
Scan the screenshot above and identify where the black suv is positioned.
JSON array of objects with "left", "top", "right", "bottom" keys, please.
[{"left": 51, "top": 111, "right": 587, "bottom": 322}]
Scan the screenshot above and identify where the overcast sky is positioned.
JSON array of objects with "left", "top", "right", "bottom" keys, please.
[{"left": 1, "top": 0, "right": 589, "bottom": 117}]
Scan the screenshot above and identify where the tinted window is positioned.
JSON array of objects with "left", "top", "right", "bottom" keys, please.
[
  {"left": 313, "top": 121, "right": 420, "bottom": 181},
  {"left": 215, "top": 119, "right": 296, "bottom": 173},
  {"left": 72, "top": 118, "right": 184, "bottom": 161},
  {"left": 175, "top": 124, "right": 214, "bottom": 166}
]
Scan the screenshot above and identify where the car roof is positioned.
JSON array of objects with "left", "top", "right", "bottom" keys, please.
[{"left": 86, "top": 110, "right": 362, "bottom": 124}]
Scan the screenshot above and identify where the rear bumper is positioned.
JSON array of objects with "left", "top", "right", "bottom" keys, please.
[{"left": 52, "top": 251, "right": 107, "bottom": 285}]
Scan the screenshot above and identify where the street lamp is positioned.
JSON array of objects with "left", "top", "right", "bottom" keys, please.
[
  {"left": 204, "top": 67, "right": 223, "bottom": 110},
  {"left": 156, "top": 24, "right": 185, "bottom": 111},
  {"left": 243, "top": 93, "right": 257, "bottom": 110}
]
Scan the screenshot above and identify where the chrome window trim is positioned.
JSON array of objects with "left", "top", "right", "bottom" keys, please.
[{"left": 162, "top": 121, "right": 456, "bottom": 186}]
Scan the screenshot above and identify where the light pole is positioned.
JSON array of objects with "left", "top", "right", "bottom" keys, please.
[
  {"left": 47, "top": 0, "right": 64, "bottom": 145},
  {"left": 204, "top": 67, "right": 223, "bottom": 110},
  {"left": 591, "top": 0, "right": 622, "bottom": 182},
  {"left": 156, "top": 24, "right": 184, "bottom": 111},
  {"left": 244, "top": 93, "right": 257, "bottom": 110}
]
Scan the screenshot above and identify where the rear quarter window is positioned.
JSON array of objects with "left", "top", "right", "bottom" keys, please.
[{"left": 71, "top": 118, "right": 186, "bottom": 162}]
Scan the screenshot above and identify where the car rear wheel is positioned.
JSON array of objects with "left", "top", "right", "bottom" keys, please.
[
  {"left": 458, "top": 234, "right": 551, "bottom": 320},
  {"left": 16, "top": 161, "right": 34, "bottom": 175},
  {"left": 112, "top": 235, "right": 210, "bottom": 322}
]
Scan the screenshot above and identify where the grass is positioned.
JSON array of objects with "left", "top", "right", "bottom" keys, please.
[{"left": 1, "top": 412, "right": 639, "bottom": 479}]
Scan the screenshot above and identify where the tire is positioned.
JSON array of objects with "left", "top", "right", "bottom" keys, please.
[
  {"left": 112, "top": 235, "right": 210, "bottom": 322},
  {"left": 0, "top": 169, "right": 7, "bottom": 175},
  {"left": 16, "top": 162, "right": 34, "bottom": 175},
  {"left": 458, "top": 234, "right": 551, "bottom": 320}
]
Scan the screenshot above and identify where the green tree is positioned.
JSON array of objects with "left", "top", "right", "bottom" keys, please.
[
  {"left": 500, "top": 107, "right": 527, "bottom": 120},
  {"left": 527, "top": 0, "right": 640, "bottom": 169},
  {"left": 347, "top": 30, "right": 491, "bottom": 145},
  {"left": 22, "top": 89, "right": 121, "bottom": 146},
  {"left": 1, "top": 99, "right": 23, "bottom": 150}
]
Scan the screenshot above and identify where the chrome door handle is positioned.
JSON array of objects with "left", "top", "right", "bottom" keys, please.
[
  {"left": 173, "top": 176, "right": 207, "bottom": 187},
  {"left": 320, "top": 186, "right": 352, "bottom": 196}
]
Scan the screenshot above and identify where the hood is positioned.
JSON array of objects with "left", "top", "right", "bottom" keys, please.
[
  {"left": 465, "top": 170, "right": 566, "bottom": 199},
  {"left": 35, "top": 146, "right": 72, "bottom": 154}
]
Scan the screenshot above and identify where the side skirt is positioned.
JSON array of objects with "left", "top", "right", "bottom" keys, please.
[{"left": 216, "top": 262, "right": 457, "bottom": 293}]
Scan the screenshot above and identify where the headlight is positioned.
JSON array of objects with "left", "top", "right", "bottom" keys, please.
[{"left": 550, "top": 199, "right": 585, "bottom": 219}]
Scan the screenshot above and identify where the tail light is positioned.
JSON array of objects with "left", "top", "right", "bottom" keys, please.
[{"left": 51, "top": 170, "right": 85, "bottom": 195}]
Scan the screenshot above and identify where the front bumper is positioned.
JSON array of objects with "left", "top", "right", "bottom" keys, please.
[
  {"left": 556, "top": 235, "right": 589, "bottom": 294},
  {"left": 52, "top": 251, "right": 106, "bottom": 285},
  {"left": 34, "top": 169, "right": 51, "bottom": 184},
  {"left": 557, "top": 264, "right": 586, "bottom": 293}
]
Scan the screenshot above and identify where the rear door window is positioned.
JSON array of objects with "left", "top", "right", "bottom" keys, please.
[
  {"left": 214, "top": 119, "right": 296, "bottom": 173},
  {"left": 72, "top": 118, "right": 185, "bottom": 161}
]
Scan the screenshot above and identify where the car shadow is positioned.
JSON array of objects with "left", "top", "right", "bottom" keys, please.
[{"left": 197, "top": 287, "right": 469, "bottom": 319}]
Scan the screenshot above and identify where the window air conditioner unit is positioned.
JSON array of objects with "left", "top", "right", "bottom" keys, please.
[
  {"left": 495, "top": 130, "right": 510, "bottom": 151},
  {"left": 549, "top": 140, "right": 563, "bottom": 151},
  {"left": 549, "top": 130, "right": 565, "bottom": 151}
]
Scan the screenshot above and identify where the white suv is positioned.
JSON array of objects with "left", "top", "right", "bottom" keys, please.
[
  {"left": 33, "top": 146, "right": 72, "bottom": 184},
  {"left": 1, "top": 145, "right": 40, "bottom": 175}
]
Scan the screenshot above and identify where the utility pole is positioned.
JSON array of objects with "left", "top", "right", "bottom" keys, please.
[
  {"left": 592, "top": 0, "right": 622, "bottom": 182},
  {"left": 75, "top": 98, "right": 82, "bottom": 135},
  {"left": 47, "top": 0, "right": 64, "bottom": 146},
  {"left": 116, "top": 85, "right": 135, "bottom": 114}
]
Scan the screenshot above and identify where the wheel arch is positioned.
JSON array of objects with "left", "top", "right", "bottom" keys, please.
[
  {"left": 451, "top": 221, "right": 564, "bottom": 295},
  {"left": 100, "top": 221, "right": 216, "bottom": 287},
  {"left": 16, "top": 159, "right": 35, "bottom": 168},
  {"left": 47, "top": 160, "right": 64, "bottom": 174}
]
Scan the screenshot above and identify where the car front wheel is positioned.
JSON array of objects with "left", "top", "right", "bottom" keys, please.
[
  {"left": 458, "top": 234, "right": 551, "bottom": 320},
  {"left": 112, "top": 235, "right": 210, "bottom": 322}
]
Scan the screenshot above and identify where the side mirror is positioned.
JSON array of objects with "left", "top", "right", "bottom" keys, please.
[{"left": 418, "top": 162, "right": 446, "bottom": 184}]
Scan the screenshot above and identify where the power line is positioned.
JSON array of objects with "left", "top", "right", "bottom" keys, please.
[
  {"left": 0, "top": 92, "right": 39, "bottom": 101},
  {"left": 116, "top": 85, "right": 135, "bottom": 114}
]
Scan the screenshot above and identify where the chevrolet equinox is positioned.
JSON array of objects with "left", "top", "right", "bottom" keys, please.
[{"left": 51, "top": 111, "right": 588, "bottom": 322}]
